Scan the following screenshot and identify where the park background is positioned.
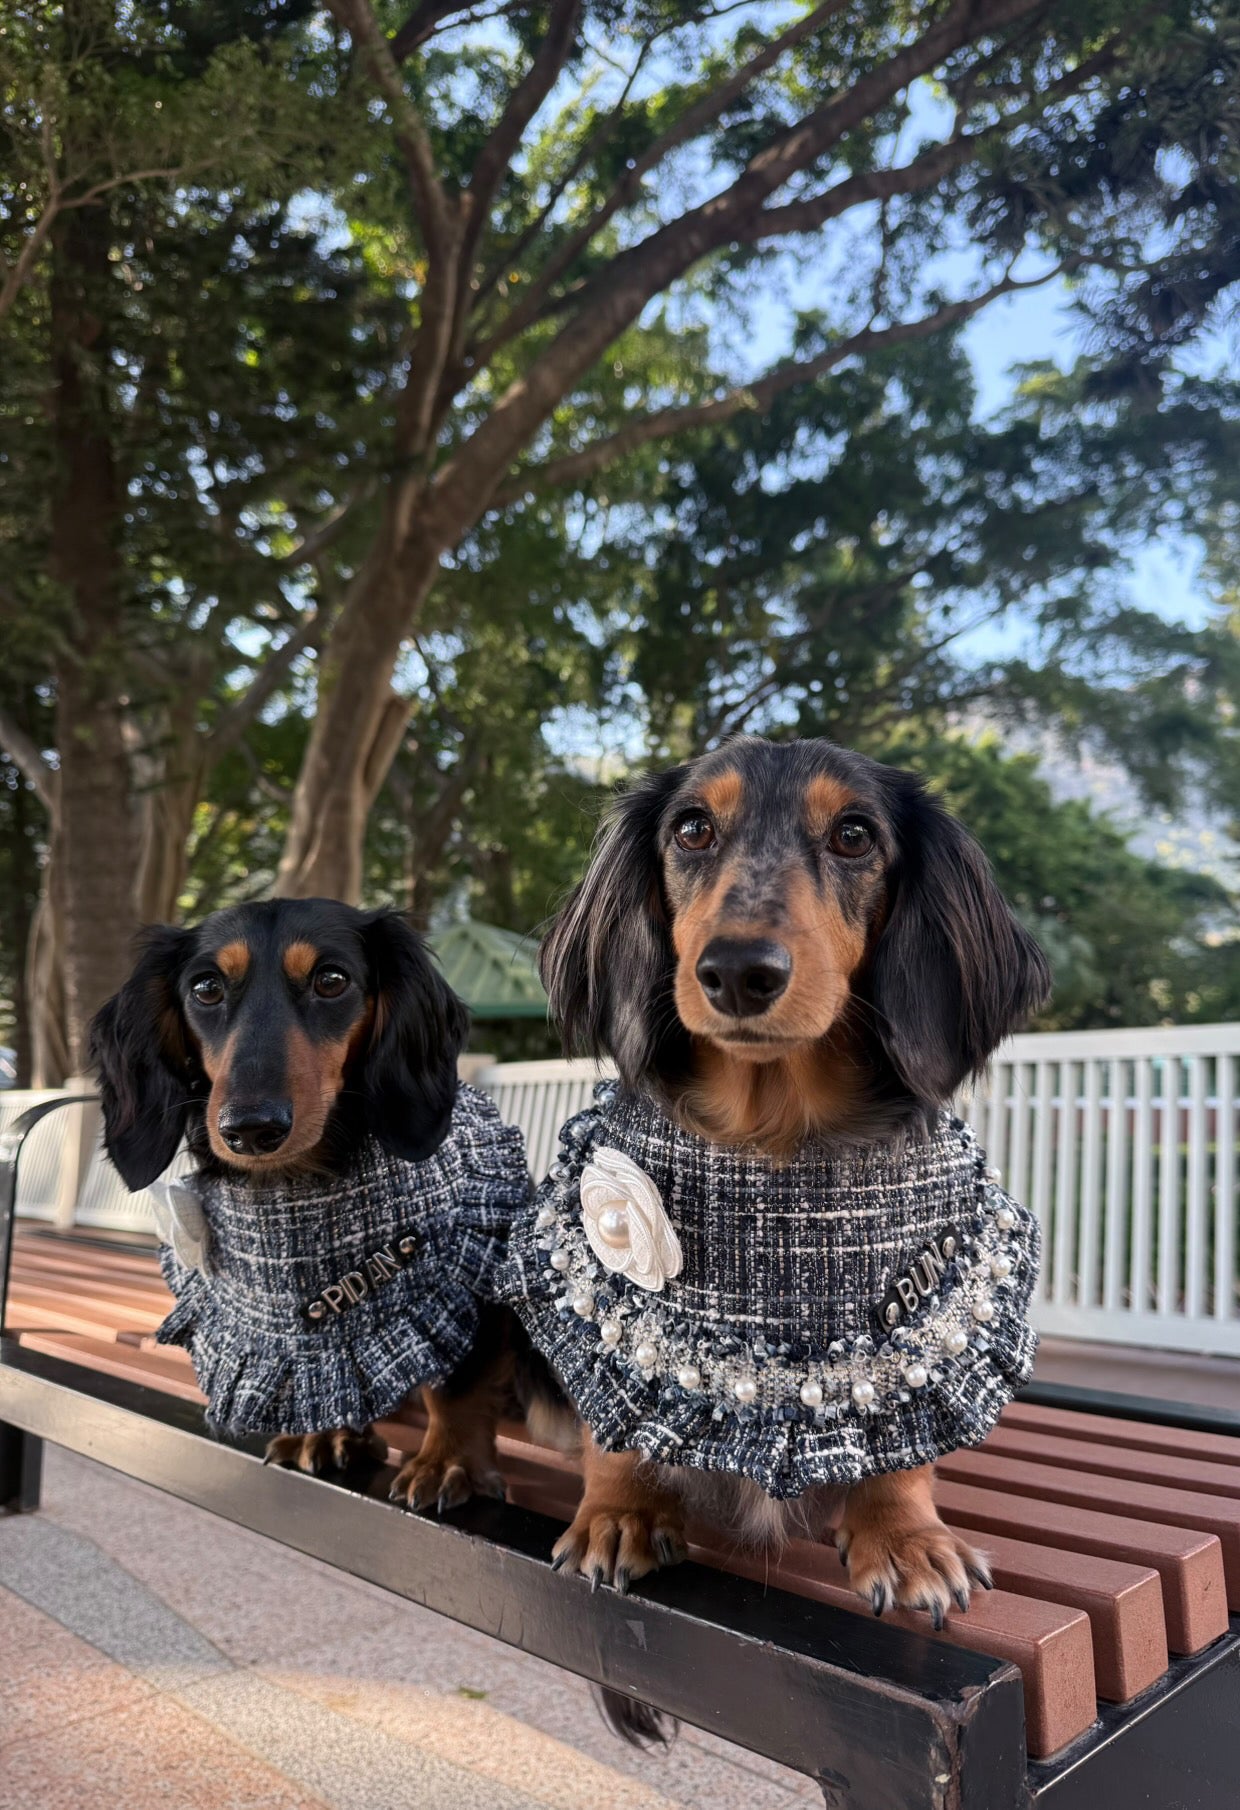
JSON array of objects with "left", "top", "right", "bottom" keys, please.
[{"left": 3, "top": 0, "right": 1240, "bottom": 1083}]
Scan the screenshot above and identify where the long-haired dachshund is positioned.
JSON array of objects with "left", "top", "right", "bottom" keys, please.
[
  {"left": 533, "top": 736, "right": 1049, "bottom": 1627},
  {"left": 90, "top": 897, "right": 508, "bottom": 1504}
]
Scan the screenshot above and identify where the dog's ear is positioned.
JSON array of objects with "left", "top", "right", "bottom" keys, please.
[
  {"left": 870, "top": 778, "right": 1051, "bottom": 1107},
  {"left": 89, "top": 925, "right": 199, "bottom": 1190},
  {"left": 361, "top": 911, "right": 469, "bottom": 1162},
  {"left": 539, "top": 769, "right": 686, "bottom": 1088}
]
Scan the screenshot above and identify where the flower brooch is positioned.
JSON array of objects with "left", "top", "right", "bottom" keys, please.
[{"left": 579, "top": 1146, "right": 682, "bottom": 1291}]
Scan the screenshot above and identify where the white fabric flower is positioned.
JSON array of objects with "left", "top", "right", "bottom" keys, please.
[
  {"left": 149, "top": 1177, "right": 213, "bottom": 1278},
  {"left": 580, "top": 1146, "right": 682, "bottom": 1292}
]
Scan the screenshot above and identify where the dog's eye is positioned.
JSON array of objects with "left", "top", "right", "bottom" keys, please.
[
  {"left": 674, "top": 813, "right": 716, "bottom": 852},
  {"left": 190, "top": 975, "right": 224, "bottom": 1007},
  {"left": 313, "top": 967, "right": 350, "bottom": 999},
  {"left": 829, "top": 815, "right": 876, "bottom": 858}
]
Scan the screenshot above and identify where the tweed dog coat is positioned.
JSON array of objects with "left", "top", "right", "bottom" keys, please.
[
  {"left": 154, "top": 1084, "right": 529, "bottom": 1437},
  {"left": 501, "top": 1084, "right": 1039, "bottom": 1497}
]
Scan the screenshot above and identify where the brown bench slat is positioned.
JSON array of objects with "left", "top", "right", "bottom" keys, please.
[
  {"left": 936, "top": 1477, "right": 1229, "bottom": 1654},
  {"left": 982, "top": 1426, "right": 1240, "bottom": 1502},
  {"left": 8, "top": 1279, "right": 166, "bottom": 1332},
  {"left": 1001, "top": 1402, "right": 1240, "bottom": 1469},
  {"left": 3, "top": 1297, "right": 163, "bottom": 1342},
  {"left": 11, "top": 1257, "right": 171, "bottom": 1301},
  {"left": 15, "top": 1330, "right": 206, "bottom": 1404},
  {"left": 939, "top": 1449, "right": 1240, "bottom": 1606},
  {"left": 13, "top": 1237, "right": 165, "bottom": 1283},
  {"left": 941, "top": 1523, "right": 1167, "bottom": 1701}
]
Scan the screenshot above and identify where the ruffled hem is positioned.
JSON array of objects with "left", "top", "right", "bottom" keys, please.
[
  {"left": 508, "top": 1261, "right": 1038, "bottom": 1497},
  {"left": 156, "top": 1253, "right": 484, "bottom": 1437}
]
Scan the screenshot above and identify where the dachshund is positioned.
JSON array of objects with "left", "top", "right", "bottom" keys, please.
[
  {"left": 529, "top": 736, "right": 1050, "bottom": 1643},
  {"left": 89, "top": 897, "right": 510, "bottom": 1505}
]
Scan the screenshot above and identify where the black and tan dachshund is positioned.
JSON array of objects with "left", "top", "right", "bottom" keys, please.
[
  {"left": 89, "top": 898, "right": 509, "bottom": 1502},
  {"left": 531, "top": 735, "right": 1050, "bottom": 1629}
]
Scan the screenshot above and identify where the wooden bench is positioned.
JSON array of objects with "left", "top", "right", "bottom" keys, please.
[{"left": 2, "top": 1097, "right": 1238, "bottom": 1808}]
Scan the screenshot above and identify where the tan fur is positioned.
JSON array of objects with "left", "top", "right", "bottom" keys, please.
[
  {"left": 678, "top": 1033, "right": 866, "bottom": 1158},
  {"left": 282, "top": 940, "right": 319, "bottom": 983},
  {"left": 803, "top": 773, "right": 853, "bottom": 840},
  {"left": 697, "top": 769, "right": 744, "bottom": 827},
  {"left": 551, "top": 1434, "right": 687, "bottom": 1585},
  {"left": 835, "top": 1465, "right": 992, "bottom": 1620},
  {"left": 214, "top": 940, "right": 250, "bottom": 982},
  {"left": 389, "top": 1374, "right": 510, "bottom": 1510}
]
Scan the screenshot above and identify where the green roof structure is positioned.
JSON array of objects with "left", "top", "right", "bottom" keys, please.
[{"left": 427, "top": 920, "right": 548, "bottom": 1020}]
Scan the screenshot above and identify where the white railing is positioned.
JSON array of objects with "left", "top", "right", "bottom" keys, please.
[
  {"left": 7, "top": 1022, "right": 1239, "bottom": 1357},
  {"left": 959, "top": 1024, "right": 1240, "bottom": 1357}
]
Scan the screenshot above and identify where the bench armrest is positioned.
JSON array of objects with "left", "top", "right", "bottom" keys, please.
[{"left": 0, "top": 1095, "right": 98, "bottom": 1325}]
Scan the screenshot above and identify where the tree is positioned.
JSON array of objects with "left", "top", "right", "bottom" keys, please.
[
  {"left": 266, "top": 0, "right": 1240, "bottom": 899},
  {"left": 0, "top": 0, "right": 366, "bottom": 1068}
]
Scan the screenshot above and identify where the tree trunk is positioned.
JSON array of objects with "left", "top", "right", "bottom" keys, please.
[
  {"left": 49, "top": 204, "right": 138, "bottom": 1066},
  {"left": 7, "top": 776, "right": 37, "bottom": 1086},
  {"left": 275, "top": 528, "right": 441, "bottom": 902},
  {"left": 27, "top": 832, "right": 70, "bottom": 1088},
  {"left": 135, "top": 701, "right": 205, "bottom": 924}
]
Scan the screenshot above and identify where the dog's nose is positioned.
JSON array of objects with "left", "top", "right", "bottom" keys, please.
[
  {"left": 695, "top": 938, "right": 792, "bottom": 1017},
  {"left": 217, "top": 1100, "right": 294, "bottom": 1156}
]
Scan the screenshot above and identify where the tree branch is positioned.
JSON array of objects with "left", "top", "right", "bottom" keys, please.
[
  {"left": 475, "top": 0, "right": 852, "bottom": 364},
  {"left": 329, "top": 0, "right": 450, "bottom": 256},
  {"left": 434, "top": 0, "right": 1053, "bottom": 525},
  {"left": 490, "top": 263, "right": 1075, "bottom": 507},
  {"left": 206, "top": 612, "right": 320, "bottom": 762},
  {"left": 462, "top": 0, "right": 581, "bottom": 271},
  {"left": 0, "top": 705, "right": 58, "bottom": 814}
]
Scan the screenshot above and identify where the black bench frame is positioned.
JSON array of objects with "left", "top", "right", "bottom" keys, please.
[{"left": 2, "top": 1097, "right": 1237, "bottom": 1810}]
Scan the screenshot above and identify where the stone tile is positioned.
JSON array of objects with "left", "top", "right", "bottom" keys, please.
[
  {"left": 0, "top": 1585, "right": 157, "bottom": 1751},
  {"left": 0, "top": 1515, "right": 226, "bottom": 1681},
  {"left": 261, "top": 1667, "right": 679, "bottom": 1810},
  {"left": 174, "top": 1669, "right": 548, "bottom": 1810},
  {"left": 0, "top": 1691, "right": 327, "bottom": 1810}
]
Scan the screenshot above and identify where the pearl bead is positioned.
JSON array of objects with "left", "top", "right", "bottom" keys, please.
[
  {"left": 903, "top": 1363, "right": 928, "bottom": 1390},
  {"left": 941, "top": 1235, "right": 957, "bottom": 1257},
  {"left": 996, "top": 1205, "right": 1017, "bottom": 1231},
  {"left": 535, "top": 1205, "right": 557, "bottom": 1230},
  {"left": 733, "top": 1378, "right": 757, "bottom": 1404},
  {"left": 943, "top": 1327, "right": 969, "bottom": 1356},
  {"left": 599, "top": 1319, "right": 622, "bottom": 1347},
  {"left": 799, "top": 1380, "right": 824, "bottom": 1408},
  {"left": 851, "top": 1380, "right": 876, "bottom": 1409},
  {"left": 634, "top": 1341, "right": 658, "bottom": 1369},
  {"left": 597, "top": 1205, "right": 630, "bottom": 1247},
  {"left": 572, "top": 1293, "right": 595, "bottom": 1317},
  {"left": 677, "top": 1365, "right": 702, "bottom": 1391},
  {"left": 972, "top": 1298, "right": 996, "bottom": 1323},
  {"left": 549, "top": 1249, "right": 570, "bottom": 1272},
  {"left": 985, "top": 1166, "right": 1003, "bottom": 1184},
  {"left": 991, "top": 1254, "right": 1013, "bottom": 1279}
]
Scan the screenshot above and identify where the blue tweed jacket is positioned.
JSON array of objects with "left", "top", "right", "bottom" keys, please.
[
  {"left": 499, "top": 1084, "right": 1039, "bottom": 1498},
  {"left": 155, "top": 1083, "right": 529, "bottom": 1436}
]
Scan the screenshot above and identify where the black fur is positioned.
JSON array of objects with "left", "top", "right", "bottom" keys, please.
[
  {"left": 89, "top": 924, "right": 199, "bottom": 1191},
  {"left": 870, "top": 773, "right": 1051, "bottom": 1108},
  {"left": 538, "top": 767, "right": 687, "bottom": 1089},
  {"left": 89, "top": 900, "right": 470, "bottom": 1190},
  {"left": 360, "top": 908, "right": 471, "bottom": 1162}
]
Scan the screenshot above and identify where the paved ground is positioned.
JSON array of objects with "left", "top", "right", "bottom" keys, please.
[{"left": 0, "top": 1447, "right": 821, "bottom": 1810}]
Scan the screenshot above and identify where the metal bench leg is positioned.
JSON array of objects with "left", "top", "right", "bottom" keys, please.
[{"left": 0, "top": 1421, "right": 42, "bottom": 1513}]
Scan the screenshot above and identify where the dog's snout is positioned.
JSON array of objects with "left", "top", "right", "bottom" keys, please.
[
  {"left": 695, "top": 938, "right": 792, "bottom": 1017},
  {"left": 217, "top": 1099, "right": 294, "bottom": 1156}
]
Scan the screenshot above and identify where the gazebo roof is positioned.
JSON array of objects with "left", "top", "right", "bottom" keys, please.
[{"left": 427, "top": 919, "right": 548, "bottom": 1020}]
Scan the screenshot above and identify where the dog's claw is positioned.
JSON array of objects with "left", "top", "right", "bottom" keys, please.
[
  {"left": 870, "top": 1582, "right": 888, "bottom": 1616},
  {"left": 614, "top": 1566, "right": 632, "bottom": 1595},
  {"left": 652, "top": 1530, "right": 683, "bottom": 1568},
  {"left": 930, "top": 1601, "right": 945, "bottom": 1632},
  {"left": 551, "top": 1550, "right": 569, "bottom": 1572},
  {"left": 953, "top": 1587, "right": 970, "bottom": 1613},
  {"left": 589, "top": 1565, "right": 605, "bottom": 1594}
]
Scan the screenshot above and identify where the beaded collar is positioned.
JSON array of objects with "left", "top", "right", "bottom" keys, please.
[
  {"left": 500, "top": 1084, "right": 1039, "bottom": 1498},
  {"left": 154, "top": 1083, "right": 529, "bottom": 1437}
]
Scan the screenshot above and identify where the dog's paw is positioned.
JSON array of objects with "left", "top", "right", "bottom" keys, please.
[
  {"left": 264, "top": 1427, "right": 385, "bottom": 1475},
  {"left": 837, "top": 1515, "right": 992, "bottom": 1628},
  {"left": 551, "top": 1502, "right": 687, "bottom": 1594},
  {"left": 388, "top": 1442, "right": 506, "bottom": 1514}
]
